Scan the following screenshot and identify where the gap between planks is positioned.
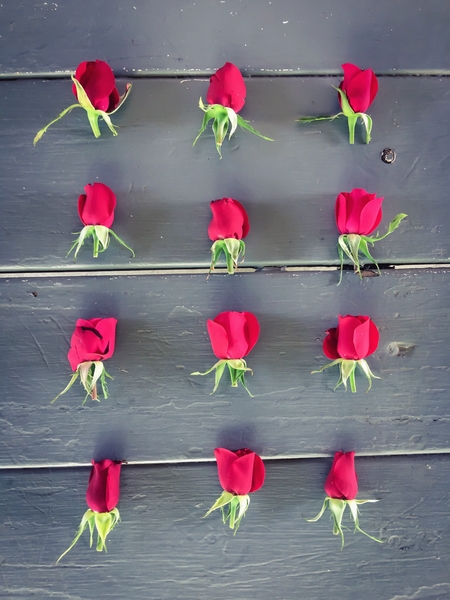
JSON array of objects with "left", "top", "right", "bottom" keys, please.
[
  {"left": 0, "top": 264, "right": 448, "bottom": 279},
  {"left": 1, "top": 70, "right": 450, "bottom": 80},
  {"left": 2, "top": 448, "right": 450, "bottom": 471}
]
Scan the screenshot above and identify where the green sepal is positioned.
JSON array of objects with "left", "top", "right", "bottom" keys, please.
[
  {"left": 312, "top": 358, "right": 379, "bottom": 393},
  {"left": 35, "top": 76, "right": 131, "bottom": 144},
  {"left": 33, "top": 103, "right": 82, "bottom": 145},
  {"left": 297, "top": 113, "right": 343, "bottom": 124},
  {"left": 67, "top": 225, "right": 135, "bottom": 260},
  {"left": 56, "top": 507, "right": 120, "bottom": 563},
  {"left": 194, "top": 98, "right": 272, "bottom": 157},
  {"left": 209, "top": 238, "right": 246, "bottom": 274},
  {"left": 204, "top": 491, "right": 250, "bottom": 534},
  {"left": 235, "top": 114, "right": 273, "bottom": 142},
  {"left": 364, "top": 213, "right": 408, "bottom": 243},
  {"left": 307, "top": 497, "right": 382, "bottom": 549},
  {"left": 191, "top": 358, "right": 254, "bottom": 395},
  {"left": 338, "top": 214, "right": 407, "bottom": 281},
  {"left": 52, "top": 361, "right": 113, "bottom": 405}
]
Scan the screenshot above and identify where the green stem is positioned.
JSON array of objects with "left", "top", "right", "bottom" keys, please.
[{"left": 87, "top": 110, "right": 101, "bottom": 138}]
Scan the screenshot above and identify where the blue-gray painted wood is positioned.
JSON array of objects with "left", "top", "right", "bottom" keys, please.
[
  {"left": 1, "top": 0, "right": 450, "bottom": 76},
  {"left": 0, "top": 456, "right": 449, "bottom": 599},
  {"left": 0, "top": 269, "right": 448, "bottom": 466},
  {"left": 1, "top": 76, "right": 448, "bottom": 271}
]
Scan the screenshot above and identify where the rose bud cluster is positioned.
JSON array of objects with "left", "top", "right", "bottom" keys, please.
[
  {"left": 299, "top": 62, "right": 378, "bottom": 144},
  {"left": 52, "top": 317, "right": 117, "bottom": 404},
  {"left": 208, "top": 198, "right": 250, "bottom": 275},
  {"left": 68, "top": 182, "right": 135, "bottom": 260},
  {"left": 193, "top": 62, "right": 272, "bottom": 157},
  {"left": 308, "top": 451, "right": 382, "bottom": 547},
  {"left": 335, "top": 188, "right": 407, "bottom": 282},
  {"left": 34, "top": 59, "right": 132, "bottom": 144},
  {"left": 57, "top": 460, "right": 122, "bottom": 562},
  {"left": 204, "top": 448, "right": 265, "bottom": 533},
  {"left": 312, "top": 315, "right": 380, "bottom": 392},
  {"left": 191, "top": 311, "right": 260, "bottom": 395}
]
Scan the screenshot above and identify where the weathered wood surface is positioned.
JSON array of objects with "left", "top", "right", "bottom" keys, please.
[
  {"left": 1, "top": 76, "right": 449, "bottom": 271},
  {"left": 1, "top": 0, "right": 450, "bottom": 76},
  {"left": 0, "top": 456, "right": 449, "bottom": 600},
  {"left": 0, "top": 269, "right": 448, "bottom": 466}
]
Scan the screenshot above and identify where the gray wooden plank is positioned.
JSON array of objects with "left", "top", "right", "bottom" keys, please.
[
  {"left": 0, "top": 269, "right": 449, "bottom": 466},
  {"left": 0, "top": 455, "right": 449, "bottom": 600},
  {"left": 1, "top": 0, "right": 450, "bottom": 76},
  {"left": 0, "top": 76, "right": 448, "bottom": 271}
]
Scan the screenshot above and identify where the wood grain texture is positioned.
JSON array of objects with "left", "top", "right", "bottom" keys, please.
[
  {"left": 1, "top": 0, "right": 450, "bottom": 76},
  {"left": 1, "top": 76, "right": 449, "bottom": 271},
  {"left": 0, "top": 456, "right": 449, "bottom": 600},
  {"left": 0, "top": 269, "right": 448, "bottom": 466}
]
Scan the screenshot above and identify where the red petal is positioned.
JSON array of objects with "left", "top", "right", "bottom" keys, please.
[
  {"left": 352, "top": 317, "right": 371, "bottom": 359},
  {"left": 342, "top": 188, "right": 369, "bottom": 234},
  {"left": 226, "top": 452, "right": 255, "bottom": 495},
  {"left": 242, "top": 312, "right": 260, "bottom": 356},
  {"left": 86, "top": 460, "right": 109, "bottom": 512},
  {"left": 249, "top": 453, "right": 265, "bottom": 492},
  {"left": 335, "top": 193, "right": 349, "bottom": 234},
  {"left": 105, "top": 461, "right": 122, "bottom": 511},
  {"left": 336, "top": 315, "right": 360, "bottom": 360},
  {"left": 78, "top": 182, "right": 116, "bottom": 228},
  {"left": 95, "top": 318, "right": 117, "bottom": 359},
  {"left": 213, "top": 312, "right": 250, "bottom": 359},
  {"left": 345, "top": 69, "right": 373, "bottom": 113},
  {"left": 206, "top": 62, "right": 246, "bottom": 112},
  {"left": 358, "top": 194, "right": 384, "bottom": 235},
  {"left": 214, "top": 448, "right": 238, "bottom": 493},
  {"left": 207, "top": 198, "right": 249, "bottom": 241},
  {"left": 367, "top": 319, "right": 380, "bottom": 356},
  {"left": 207, "top": 319, "right": 229, "bottom": 359},
  {"left": 340, "top": 63, "right": 363, "bottom": 93},
  {"left": 323, "top": 327, "right": 340, "bottom": 359}
]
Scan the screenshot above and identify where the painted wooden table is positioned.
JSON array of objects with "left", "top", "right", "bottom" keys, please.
[{"left": 1, "top": 2, "right": 449, "bottom": 599}]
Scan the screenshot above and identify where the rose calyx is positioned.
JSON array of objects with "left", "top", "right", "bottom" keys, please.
[
  {"left": 204, "top": 490, "right": 250, "bottom": 534},
  {"left": 193, "top": 97, "right": 273, "bottom": 158},
  {"left": 57, "top": 507, "right": 120, "bottom": 562},
  {"left": 307, "top": 496, "right": 382, "bottom": 548},
  {"left": 67, "top": 224, "right": 135, "bottom": 260},
  {"left": 210, "top": 238, "right": 246, "bottom": 275},
  {"left": 52, "top": 360, "right": 113, "bottom": 404},
  {"left": 191, "top": 358, "right": 254, "bottom": 396},
  {"left": 337, "top": 213, "right": 407, "bottom": 282},
  {"left": 34, "top": 75, "right": 132, "bottom": 144},
  {"left": 312, "top": 358, "right": 380, "bottom": 393}
]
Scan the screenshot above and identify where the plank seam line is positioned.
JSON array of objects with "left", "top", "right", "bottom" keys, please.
[
  {"left": 1, "top": 449, "right": 450, "bottom": 471},
  {"left": 0, "top": 264, "right": 448, "bottom": 279},
  {"left": 1, "top": 70, "right": 450, "bottom": 81}
]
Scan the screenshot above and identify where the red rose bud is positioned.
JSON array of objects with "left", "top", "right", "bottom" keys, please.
[
  {"left": 52, "top": 317, "right": 117, "bottom": 404},
  {"left": 308, "top": 451, "right": 383, "bottom": 548},
  {"left": 324, "top": 451, "right": 358, "bottom": 500},
  {"left": 206, "top": 62, "right": 247, "bottom": 113},
  {"left": 191, "top": 311, "right": 260, "bottom": 395},
  {"left": 193, "top": 62, "right": 272, "bottom": 157},
  {"left": 313, "top": 315, "right": 380, "bottom": 392},
  {"left": 335, "top": 188, "right": 407, "bottom": 282},
  {"left": 340, "top": 63, "right": 378, "bottom": 114},
  {"left": 298, "top": 62, "right": 378, "bottom": 144},
  {"left": 205, "top": 448, "right": 265, "bottom": 533},
  {"left": 68, "top": 182, "right": 135, "bottom": 260},
  {"left": 72, "top": 60, "right": 120, "bottom": 113},
  {"left": 57, "top": 459, "right": 123, "bottom": 562},
  {"left": 208, "top": 198, "right": 250, "bottom": 274},
  {"left": 34, "top": 59, "right": 132, "bottom": 144}
]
